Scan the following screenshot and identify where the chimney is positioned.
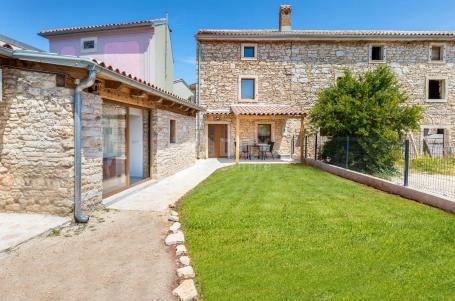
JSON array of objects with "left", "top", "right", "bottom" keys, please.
[{"left": 279, "top": 5, "right": 292, "bottom": 31}]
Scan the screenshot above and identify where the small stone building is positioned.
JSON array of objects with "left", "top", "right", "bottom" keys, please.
[
  {"left": 0, "top": 45, "right": 202, "bottom": 216},
  {"left": 196, "top": 5, "right": 455, "bottom": 160}
]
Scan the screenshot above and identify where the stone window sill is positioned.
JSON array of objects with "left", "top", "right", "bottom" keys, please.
[{"left": 425, "top": 99, "right": 447, "bottom": 103}]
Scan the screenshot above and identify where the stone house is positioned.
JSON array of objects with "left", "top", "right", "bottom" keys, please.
[
  {"left": 0, "top": 35, "right": 202, "bottom": 219},
  {"left": 196, "top": 5, "right": 455, "bottom": 161}
]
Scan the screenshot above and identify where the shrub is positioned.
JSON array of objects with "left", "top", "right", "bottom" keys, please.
[{"left": 310, "top": 66, "right": 422, "bottom": 174}]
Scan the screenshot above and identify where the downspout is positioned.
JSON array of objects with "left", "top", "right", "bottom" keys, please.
[
  {"left": 196, "top": 41, "right": 202, "bottom": 159},
  {"left": 74, "top": 68, "right": 97, "bottom": 223}
]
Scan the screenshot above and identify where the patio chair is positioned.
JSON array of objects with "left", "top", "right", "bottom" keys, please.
[
  {"left": 258, "top": 144, "right": 269, "bottom": 160},
  {"left": 266, "top": 142, "right": 275, "bottom": 159},
  {"left": 234, "top": 142, "right": 249, "bottom": 159}
]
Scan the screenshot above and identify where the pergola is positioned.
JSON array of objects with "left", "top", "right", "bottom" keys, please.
[{"left": 229, "top": 104, "right": 306, "bottom": 163}]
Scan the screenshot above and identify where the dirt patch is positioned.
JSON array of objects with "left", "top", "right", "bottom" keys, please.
[{"left": 0, "top": 209, "right": 176, "bottom": 301}]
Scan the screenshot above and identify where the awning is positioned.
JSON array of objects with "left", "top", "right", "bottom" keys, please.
[{"left": 230, "top": 104, "right": 304, "bottom": 116}]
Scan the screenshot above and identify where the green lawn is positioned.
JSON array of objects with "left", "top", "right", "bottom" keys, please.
[{"left": 179, "top": 164, "right": 455, "bottom": 301}]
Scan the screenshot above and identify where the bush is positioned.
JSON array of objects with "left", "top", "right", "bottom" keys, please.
[{"left": 310, "top": 66, "right": 422, "bottom": 174}]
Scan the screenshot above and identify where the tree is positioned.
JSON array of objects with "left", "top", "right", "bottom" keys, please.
[{"left": 309, "top": 66, "right": 422, "bottom": 174}]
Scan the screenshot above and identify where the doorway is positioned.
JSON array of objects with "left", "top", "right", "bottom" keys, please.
[
  {"left": 102, "top": 102, "right": 150, "bottom": 197},
  {"left": 208, "top": 124, "right": 228, "bottom": 158}
]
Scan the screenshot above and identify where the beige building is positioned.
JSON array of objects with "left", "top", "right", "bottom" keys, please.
[{"left": 196, "top": 5, "right": 455, "bottom": 161}]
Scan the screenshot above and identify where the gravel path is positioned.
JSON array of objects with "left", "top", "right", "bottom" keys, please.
[
  {"left": 392, "top": 173, "right": 455, "bottom": 200},
  {"left": 0, "top": 210, "right": 176, "bottom": 301}
]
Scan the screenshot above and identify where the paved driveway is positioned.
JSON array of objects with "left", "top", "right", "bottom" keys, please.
[{"left": 104, "top": 159, "right": 233, "bottom": 211}]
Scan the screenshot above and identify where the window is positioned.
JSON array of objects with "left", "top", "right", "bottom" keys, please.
[
  {"left": 241, "top": 43, "right": 257, "bottom": 60},
  {"left": 257, "top": 124, "right": 272, "bottom": 144},
  {"left": 170, "top": 120, "right": 176, "bottom": 144},
  {"left": 422, "top": 126, "right": 447, "bottom": 157},
  {"left": 430, "top": 44, "right": 445, "bottom": 62},
  {"left": 81, "top": 37, "right": 97, "bottom": 53},
  {"left": 241, "top": 78, "right": 256, "bottom": 100},
  {"left": 244, "top": 47, "right": 255, "bottom": 58},
  {"left": 370, "top": 45, "right": 385, "bottom": 62},
  {"left": 426, "top": 78, "right": 447, "bottom": 101}
]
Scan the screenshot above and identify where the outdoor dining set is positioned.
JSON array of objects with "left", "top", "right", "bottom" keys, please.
[{"left": 235, "top": 141, "right": 275, "bottom": 160}]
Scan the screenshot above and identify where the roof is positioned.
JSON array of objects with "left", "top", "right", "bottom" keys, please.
[
  {"left": 0, "top": 45, "right": 202, "bottom": 112},
  {"left": 173, "top": 78, "right": 191, "bottom": 88},
  {"left": 39, "top": 19, "right": 166, "bottom": 37},
  {"left": 0, "top": 34, "right": 43, "bottom": 52},
  {"left": 197, "top": 29, "right": 455, "bottom": 41},
  {"left": 207, "top": 104, "right": 304, "bottom": 116}
]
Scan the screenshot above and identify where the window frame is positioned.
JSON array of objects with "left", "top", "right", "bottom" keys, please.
[
  {"left": 169, "top": 119, "right": 176, "bottom": 144},
  {"left": 420, "top": 125, "right": 450, "bottom": 153},
  {"left": 369, "top": 44, "right": 386, "bottom": 63},
  {"left": 80, "top": 37, "right": 98, "bottom": 53},
  {"left": 241, "top": 43, "right": 258, "bottom": 60},
  {"left": 256, "top": 123, "right": 273, "bottom": 144},
  {"left": 425, "top": 76, "right": 448, "bottom": 103},
  {"left": 429, "top": 43, "right": 446, "bottom": 63},
  {"left": 238, "top": 75, "right": 258, "bottom": 102}
]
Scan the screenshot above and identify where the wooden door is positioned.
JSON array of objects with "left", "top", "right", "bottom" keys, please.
[{"left": 208, "top": 124, "right": 227, "bottom": 158}]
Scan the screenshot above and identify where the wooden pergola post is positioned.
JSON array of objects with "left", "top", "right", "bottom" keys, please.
[
  {"left": 235, "top": 116, "right": 240, "bottom": 163},
  {"left": 300, "top": 114, "right": 305, "bottom": 162}
]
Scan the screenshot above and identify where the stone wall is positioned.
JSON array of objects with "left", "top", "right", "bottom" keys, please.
[
  {"left": 0, "top": 68, "right": 103, "bottom": 215},
  {"left": 80, "top": 92, "right": 103, "bottom": 210},
  {"left": 199, "top": 41, "right": 455, "bottom": 154},
  {"left": 203, "top": 115, "right": 302, "bottom": 159},
  {"left": 151, "top": 109, "right": 196, "bottom": 178}
]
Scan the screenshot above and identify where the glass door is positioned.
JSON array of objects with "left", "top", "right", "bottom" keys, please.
[
  {"left": 102, "top": 103, "right": 128, "bottom": 196},
  {"left": 128, "top": 108, "right": 150, "bottom": 185}
]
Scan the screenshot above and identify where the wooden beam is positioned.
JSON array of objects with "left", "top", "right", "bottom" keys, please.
[
  {"left": 99, "top": 89, "right": 154, "bottom": 108},
  {"left": 103, "top": 80, "right": 122, "bottom": 90},
  {"left": 236, "top": 116, "right": 240, "bottom": 164},
  {"left": 300, "top": 114, "right": 305, "bottom": 162},
  {"left": 131, "top": 88, "right": 147, "bottom": 98}
]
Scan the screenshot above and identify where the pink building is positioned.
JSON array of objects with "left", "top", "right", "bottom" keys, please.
[{"left": 39, "top": 19, "right": 174, "bottom": 91}]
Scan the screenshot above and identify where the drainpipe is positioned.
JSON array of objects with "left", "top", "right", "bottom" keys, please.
[
  {"left": 196, "top": 41, "right": 201, "bottom": 159},
  {"left": 74, "top": 68, "right": 97, "bottom": 223}
]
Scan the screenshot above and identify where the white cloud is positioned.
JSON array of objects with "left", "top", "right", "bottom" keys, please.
[{"left": 179, "top": 57, "right": 196, "bottom": 65}]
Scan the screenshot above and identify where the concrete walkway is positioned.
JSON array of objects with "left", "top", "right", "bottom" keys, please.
[
  {"left": 0, "top": 213, "right": 69, "bottom": 253},
  {"left": 104, "top": 159, "right": 234, "bottom": 211}
]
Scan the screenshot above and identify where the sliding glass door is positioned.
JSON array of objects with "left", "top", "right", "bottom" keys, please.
[
  {"left": 102, "top": 103, "right": 128, "bottom": 196},
  {"left": 128, "top": 108, "right": 150, "bottom": 185},
  {"left": 102, "top": 102, "right": 151, "bottom": 197}
]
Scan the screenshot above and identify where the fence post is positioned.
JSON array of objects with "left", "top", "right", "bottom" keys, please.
[
  {"left": 304, "top": 135, "right": 308, "bottom": 159},
  {"left": 314, "top": 134, "right": 318, "bottom": 160},
  {"left": 345, "top": 136, "right": 350, "bottom": 169},
  {"left": 404, "top": 139, "right": 410, "bottom": 187}
]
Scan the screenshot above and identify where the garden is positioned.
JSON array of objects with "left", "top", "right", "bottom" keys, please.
[{"left": 180, "top": 164, "right": 455, "bottom": 301}]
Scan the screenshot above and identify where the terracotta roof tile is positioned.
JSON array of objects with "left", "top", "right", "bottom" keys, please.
[
  {"left": 230, "top": 104, "right": 304, "bottom": 116},
  {"left": 39, "top": 19, "right": 163, "bottom": 36},
  {"left": 197, "top": 29, "right": 455, "bottom": 41},
  {"left": 90, "top": 58, "right": 196, "bottom": 106}
]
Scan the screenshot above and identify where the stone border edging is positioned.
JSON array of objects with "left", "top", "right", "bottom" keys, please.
[
  {"left": 303, "top": 159, "right": 455, "bottom": 214},
  {"left": 164, "top": 209, "right": 198, "bottom": 301}
]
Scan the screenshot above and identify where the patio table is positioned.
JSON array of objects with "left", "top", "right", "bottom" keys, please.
[{"left": 246, "top": 143, "right": 270, "bottom": 160}]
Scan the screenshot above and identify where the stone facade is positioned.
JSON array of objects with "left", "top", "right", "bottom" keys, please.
[
  {"left": 198, "top": 40, "right": 455, "bottom": 158},
  {"left": 151, "top": 109, "right": 196, "bottom": 178},
  {"left": 204, "top": 114, "right": 301, "bottom": 158},
  {"left": 80, "top": 92, "right": 103, "bottom": 210},
  {"left": 0, "top": 68, "right": 103, "bottom": 215},
  {"left": 0, "top": 67, "right": 197, "bottom": 216}
]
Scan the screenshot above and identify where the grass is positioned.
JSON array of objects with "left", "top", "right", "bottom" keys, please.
[
  {"left": 409, "top": 156, "right": 455, "bottom": 176},
  {"left": 180, "top": 164, "right": 455, "bottom": 301}
]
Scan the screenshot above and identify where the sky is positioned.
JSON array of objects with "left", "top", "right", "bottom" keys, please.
[{"left": 2, "top": 0, "right": 455, "bottom": 84}]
